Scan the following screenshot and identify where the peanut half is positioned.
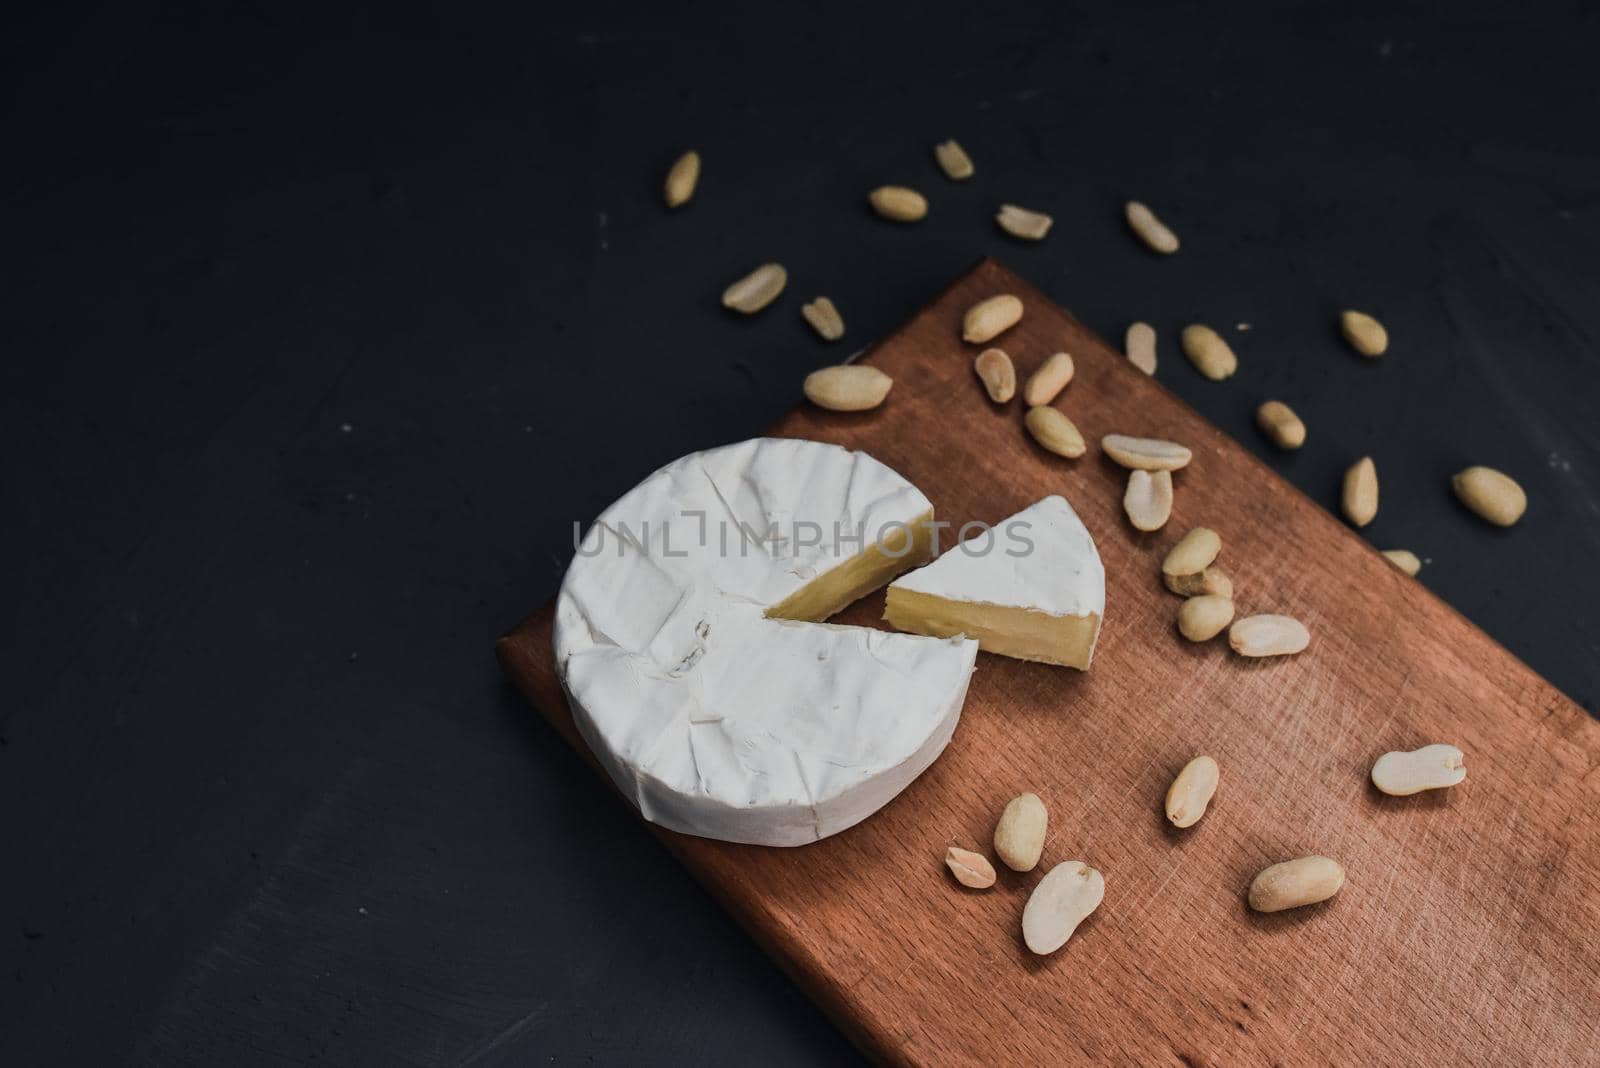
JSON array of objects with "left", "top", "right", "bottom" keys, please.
[
  {"left": 945, "top": 846, "right": 997, "bottom": 888},
  {"left": 1023, "top": 352, "right": 1074, "bottom": 406},
  {"left": 801, "top": 297, "right": 845, "bottom": 341},
  {"left": 1165, "top": 756, "right": 1220, "bottom": 828},
  {"left": 1342, "top": 456, "right": 1379, "bottom": 527},
  {"left": 1340, "top": 310, "right": 1388, "bottom": 357},
  {"left": 1162, "top": 527, "right": 1221, "bottom": 578},
  {"left": 1178, "top": 595, "right": 1234, "bottom": 642},
  {"left": 1125, "top": 200, "right": 1180, "bottom": 254},
  {"left": 1126, "top": 322, "right": 1157, "bottom": 375},
  {"left": 1248, "top": 856, "right": 1345, "bottom": 912},
  {"left": 1229, "top": 614, "right": 1310, "bottom": 657},
  {"left": 869, "top": 185, "right": 928, "bottom": 222},
  {"left": 663, "top": 150, "right": 701, "bottom": 209},
  {"left": 962, "top": 294, "right": 1023, "bottom": 343},
  {"left": 1165, "top": 567, "right": 1232, "bottom": 599},
  {"left": 1102, "top": 434, "right": 1192, "bottom": 471},
  {"left": 1452, "top": 466, "right": 1526, "bottom": 526},
  {"left": 1022, "top": 861, "right": 1104, "bottom": 955},
  {"left": 722, "top": 263, "right": 788, "bottom": 314},
  {"left": 1371, "top": 744, "right": 1466, "bottom": 796},
  {"left": 996, "top": 204, "right": 1053, "bottom": 241},
  {"left": 1025, "top": 406, "right": 1085, "bottom": 458},
  {"left": 1124, "top": 469, "right": 1173, "bottom": 532},
  {"left": 802, "top": 365, "right": 892, "bottom": 411},
  {"left": 1255, "top": 400, "right": 1306, "bottom": 450},
  {"left": 1181, "top": 324, "right": 1238, "bottom": 381},
  {"left": 934, "top": 139, "right": 974, "bottom": 180},
  {"left": 974, "top": 349, "right": 1016, "bottom": 403},
  {"left": 993, "top": 792, "right": 1047, "bottom": 872},
  {"left": 1383, "top": 549, "right": 1422, "bottom": 576}
]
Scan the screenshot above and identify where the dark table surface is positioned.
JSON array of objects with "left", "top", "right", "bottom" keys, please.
[{"left": 4, "top": 2, "right": 1597, "bottom": 1064}]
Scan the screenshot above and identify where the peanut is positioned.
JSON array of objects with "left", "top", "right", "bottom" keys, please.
[
  {"left": 800, "top": 297, "right": 845, "bottom": 341},
  {"left": 1123, "top": 469, "right": 1173, "bottom": 532},
  {"left": 1125, "top": 200, "right": 1179, "bottom": 254},
  {"left": 1340, "top": 310, "right": 1388, "bottom": 357},
  {"left": 1126, "top": 322, "right": 1157, "bottom": 375},
  {"left": 1342, "top": 456, "right": 1379, "bottom": 527},
  {"left": 974, "top": 349, "right": 1016, "bottom": 403},
  {"left": 1165, "top": 756, "right": 1220, "bottom": 828},
  {"left": 934, "top": 140, "right": 974, "bottom": 180},
  {"left": 1383, "top": 549, "right": 1422, "bottom": 576},
  {"left": 1023, "top": 352, "right": 1074, "bottom": 406},
  {"left": 1228, "top": 614, "right": 1310, "bottom": 657},
  {"left": 722, "top": 263, "right": 787, "bottom": 314},
  {"left": 1178, "top": 595, "right": 1234, "bottom": 642},
  {"left": 1255, "top": 400, "right": 1306, "bottom": 450},
  {"left": 1452, "top": 466, "right": 1526, "bottom": 526},
  {"left": 1248, "top": 856, "right": 1345, "bottom": 912},
  {"left": 1371, "top": 744, "right": 1466, "bottom": 796},
  {"left": 869, "top": 185, "right": 928, "bottom": 222},
  {"left": 996, "top": 204, "right": 1053, "bottom": 241},
  {"left": 663, "top": 150, "right": 700, "bottom": 208},
  {"left": 1162, "top": 527, "right": 1221, "bottom": 577},
  {"left": 1165, "top": 567, "right": 1232, "bottom": 599},
  {"left": 993, "top": 792, "right": 1047, "bottom": 872},
  {"left": 1181, "top": 324, "right": 1238, "bottom": 381},
  {"left": 1022, "top": 861, "right": 1104, "bottom": 955},
  {"left": 802, "top": 365, "right": 892, "bottom": 411},
  {"left": 1025, "top": 406, "right": 1085, "bottom": 458},
  {"left": 945, "top": 846, "right": 997, "bottom": 888},
  {"left": 1102, "top": 434, "right": 1192, "bottom": 471},
  {"left": 962, "top": 294, "right": 1023, "bottom": 343}
]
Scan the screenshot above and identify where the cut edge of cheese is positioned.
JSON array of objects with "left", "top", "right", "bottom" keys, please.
[
  {"left": 765, "top": 508, "right": 936, "bottom": 622},
  {"left": 884, "top": 494, "right": 1105, "bottom": 670}
]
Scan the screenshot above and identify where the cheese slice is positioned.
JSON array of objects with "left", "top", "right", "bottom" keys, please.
[
  {"left": 554, "top": 438, "right": 978, "bottom": 846},
  {"left": 884, "top": 494, "right": 1104, "bottom": 669}
]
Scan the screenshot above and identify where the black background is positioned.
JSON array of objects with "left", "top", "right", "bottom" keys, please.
[{"left": 4, "top": 2, "right": 1598, "bottom": 1064}]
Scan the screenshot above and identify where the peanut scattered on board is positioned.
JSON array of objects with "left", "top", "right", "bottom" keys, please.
[
  {"left": 1025, "top": 406, "right": 1086, "bottom": 458},
  {"left": 945, "top": 846, "right": 997, "bottom": 888},
  {"left": 1371, "top": 744, "right": 1466, "bottom": 796},
  {"left": 1178, "top": 595, "right": 1234, "bottom": 641},
  {"left": 994, "top": 792, "right": 1047, "bottom": 872},
  {"left": 1165, "top": 756, "right": 1220, "bottom": 828},
  {"left": 1023, "top": 352, "right": 1074, "bottom": 406},
  {"left": 1248, "top": 856, "right": 1345, "bottom": 912},
  {"left": 974, "top": 349, "right": 1017, "bottom": 403},
  {"left": 1229, "top": 614, "right": 1310, "bottom": 657},
  {"left": 1123, "top": 469, "right": 1173, "bottom": 531},
  {"left": 963, "top": 294, "right": 1023, "bottom": 343},
  {"left": 1022, "top": 862, "right": 1105, "bottom": 955},
  {"left": 802, "top": 365, "right": 892, "bottom": 411}
]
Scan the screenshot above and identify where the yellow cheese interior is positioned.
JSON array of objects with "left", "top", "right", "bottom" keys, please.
[
  {"left": 883, "top": 587, "right": 1100, "bottom": 669},
  {"left": 765, "top": 510, "right": 937, "bottom": 623}
]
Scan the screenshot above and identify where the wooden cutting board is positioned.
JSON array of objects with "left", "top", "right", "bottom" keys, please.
[{"left": 497, "top": 259, "right": 1600, "bottom": 1066}]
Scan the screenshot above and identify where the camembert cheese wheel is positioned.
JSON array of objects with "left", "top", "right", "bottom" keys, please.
[{"left": 554, "top": 438, "right": 978, "bottom": 846}]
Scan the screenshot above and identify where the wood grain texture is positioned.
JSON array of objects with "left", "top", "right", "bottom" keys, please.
[{"left": 497, "top": 259, "right": 1600, "bottom": 1066}]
